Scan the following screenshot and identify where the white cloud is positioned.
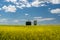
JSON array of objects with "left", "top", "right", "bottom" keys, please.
[
  {"left": 26, "top": 3, "right": 31, "bottom": 7},
  {"left": 34, "top": 17, "right": 42, "bottom": 19},
  {"left": 15, "top": 0, "right": 31, "bottom": 9},
  {"left": 17, "top": 0, "right": 31, "bottom": 8},
  {"left": 13, "top": 20, "right": 19, "bottom": 23},
  {"left": 0, "top": 19, "right": 25, "bottom": 23},
  {"left": 31, "top": 0, "right": 46, "bottom": 7},
  {"left": 0, "top": 18, "right": 8, "bottom": 22},
  {"left": 32, "top": 0, "right": 60, "bottom": 4},
  {"left": 48, "top": 8, "right": 51, "bottom": 10},
  {"left": 44, "top": 0, "right": 60, "bottom": 4},
  {"left": 6, "top": 0, "right": 17, "bottom": 3},
  {"left": 25, "top": 13, "right": 29, "bottom": 16},
  {"left": 16, "top": 4, "right": 26, "bottom": 9},
  {"left": 19, "top": 0, "right": 27, "bottom": 2},
  {"left": 42, "top": 18, "right": 55, "bottom": 20},
  {"left": 31, "top": 0, "right": 40, "bottom": 7},
  {"left": 0, "top": 8, "right": 2, "bottom": 10},
  {"left": 49, "top": 0, "right": 60, "bottom": 4},
  {"left": 41, "top": 4, "right": 47, "bottom": 6},
  {"left": 51, "top": 8, "right": 60, "bottom": 14},
  {"left": 34, "top": 17, "right": 55, "bottom": 22},
  {"left": 0, "top": 18, "right": 55, "bottom": 24},
  {"left": 13, "top": 19, "right": 27, "bottom": 22},
  {"left": 2, "top": 5, "right": 16, "bottom": 12},
  {"left": 4, "top": 0, "right": 60, "bottom": 10},
  {"left": 5, "top": 0, "right": 47, "bottom": 9}
]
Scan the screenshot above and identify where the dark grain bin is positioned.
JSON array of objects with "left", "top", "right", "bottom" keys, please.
[{"left": 26, "top": 21, "right": 31, "bottom": 25}]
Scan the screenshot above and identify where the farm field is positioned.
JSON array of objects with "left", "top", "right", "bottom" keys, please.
[{"left": 0, "top": 25, "right": 60, "bottom": 40}]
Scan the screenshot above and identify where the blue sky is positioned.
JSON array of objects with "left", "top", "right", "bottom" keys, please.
[{"left": 0, "top": 0, "right": 60, "bottom": 25}]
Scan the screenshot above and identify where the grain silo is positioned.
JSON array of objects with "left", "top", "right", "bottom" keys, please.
[{"left": 34, "top": 20, "right": 37, "bottom": 25}]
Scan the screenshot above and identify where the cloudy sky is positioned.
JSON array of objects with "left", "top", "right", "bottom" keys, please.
[{"left": 0, "top": 0, "right": 60, "bottom": 25}]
